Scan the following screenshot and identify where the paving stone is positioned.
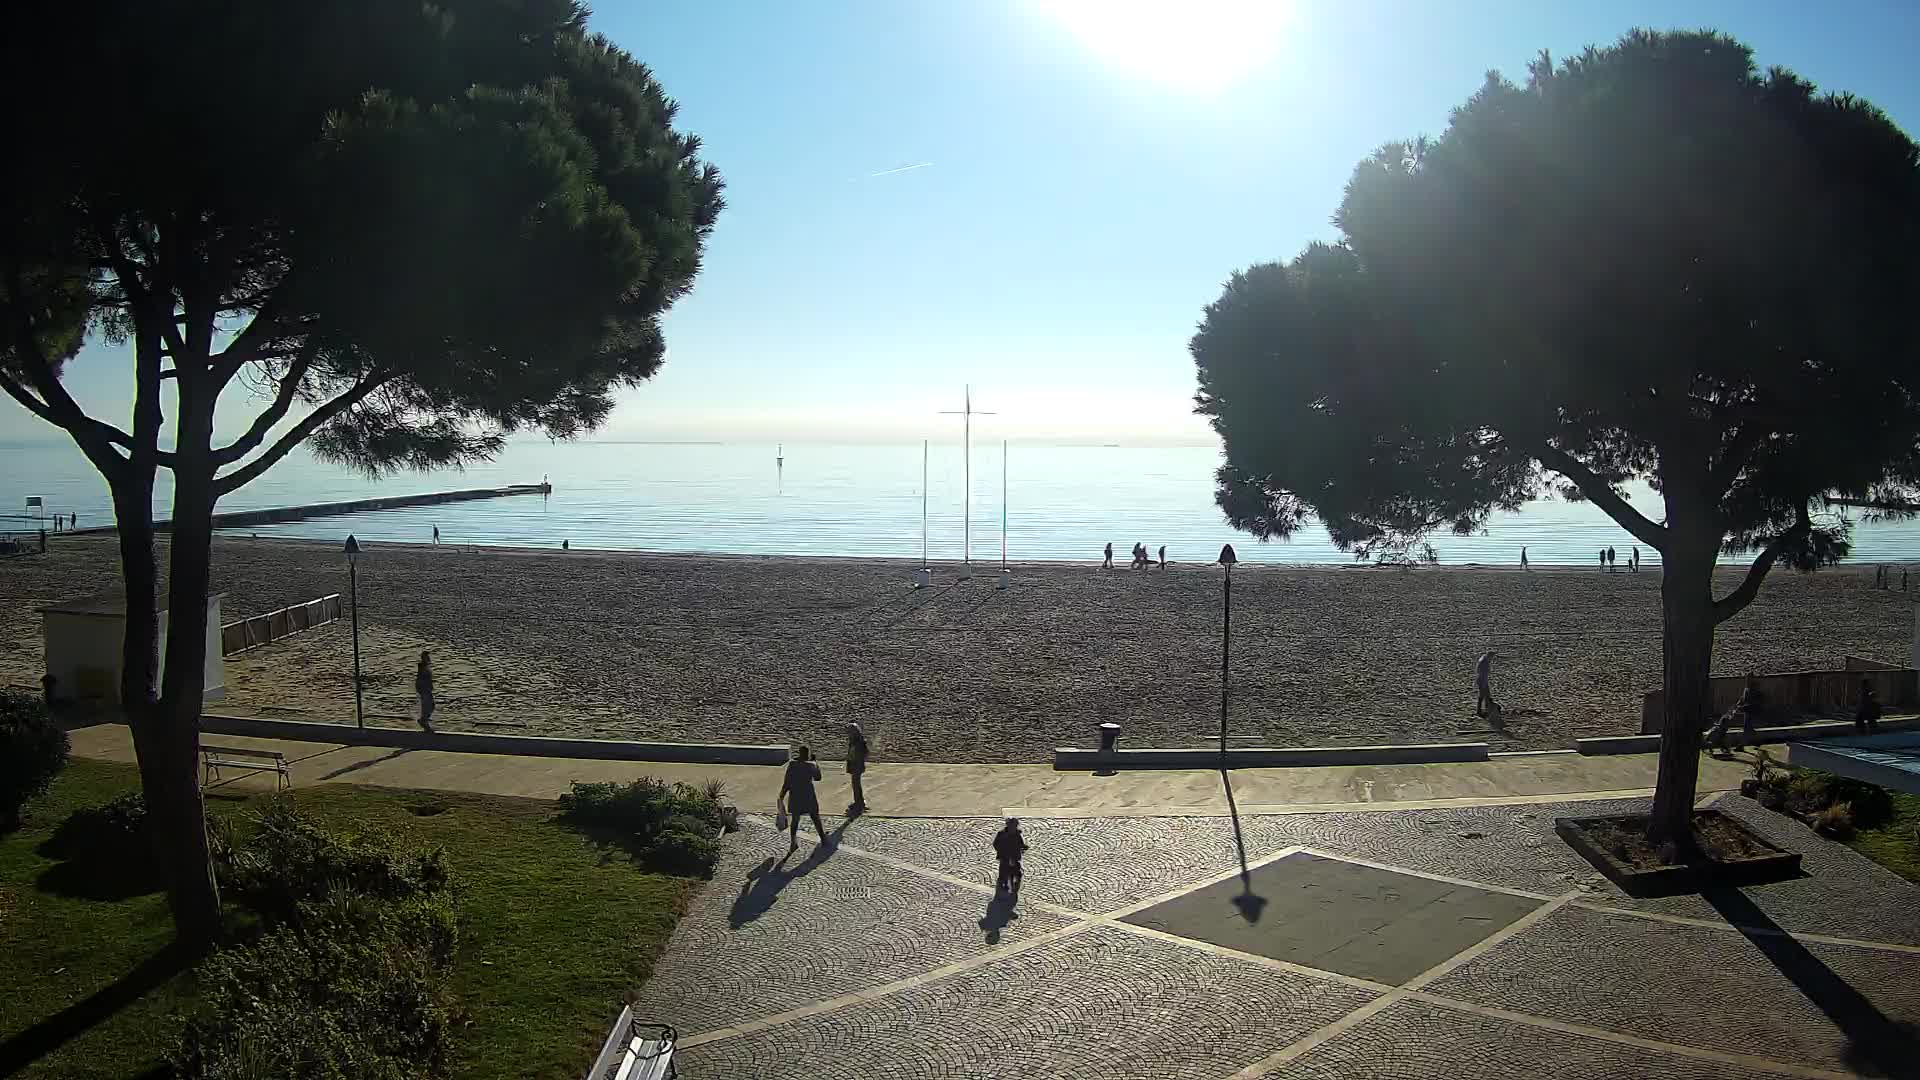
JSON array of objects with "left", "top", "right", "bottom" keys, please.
[
  {"left": 831, "top": 814, "right": 1268, "bottom": 914},
  {"left": 1123, "top": 852, "right": 1542, "bottom": 985},
  {"left": 676, "top": 924, "right": 1379, "bottom": 1080},
  {"left": 632, "top": 822, "right": 1078, "bottom": 1035},
  {"left": 1424, "top": 903, "right": 1920, "bottom": 1075},
  {"left": 1264, "top": 997, "right": 1765, "bottom": 1079},
  {"left": 1600, "top": 795, "right": 1920, "bottom": 947}
]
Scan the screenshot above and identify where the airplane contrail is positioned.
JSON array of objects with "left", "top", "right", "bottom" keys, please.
[{"left": 867, "top": 162, "right": 933, "bottom": 177}]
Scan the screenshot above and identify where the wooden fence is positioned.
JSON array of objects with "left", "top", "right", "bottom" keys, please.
[{"left": 221, "top": 594, "right": 344, "bottom": 657}]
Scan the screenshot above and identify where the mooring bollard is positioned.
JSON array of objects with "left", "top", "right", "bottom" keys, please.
[{"left": 1098, "top": 722, "right": 1121, "bottom": 754}]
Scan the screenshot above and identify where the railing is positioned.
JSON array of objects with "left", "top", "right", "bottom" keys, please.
[{"left": 221, "top": 594, "right": 344, "bottom": 656}]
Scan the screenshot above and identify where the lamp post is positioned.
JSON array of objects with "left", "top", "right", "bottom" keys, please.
[
  {"left": 344, "top": 534, "right": 364, "bottom": 729},
  {"left": 1218, "top": 543, "right": 1237, "bottom": 755}
]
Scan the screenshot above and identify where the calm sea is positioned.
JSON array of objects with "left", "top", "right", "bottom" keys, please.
[{"left": 5, "top": 438, "right": 1919, "bottom": 567}]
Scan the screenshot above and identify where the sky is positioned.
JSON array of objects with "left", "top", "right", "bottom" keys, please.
[{"left": 6, "top": 0, "right": 1919, "bottom": 448}]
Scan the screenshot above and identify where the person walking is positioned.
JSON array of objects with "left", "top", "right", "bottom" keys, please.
[
  {"left": 1599, "top": 548, "right": 1607, "bottom": 572},
  {"left": 1855, "top": 680, "right": 1883, "bottom": 735},
  {"left": 780, "top": 745, "right": 828, "bottom": 851},
  {"left": 1157, "top": 544, "right": 1166, "bottom": 569},
  {"left": 1475, "top": 650, "right": 1497, "bottom": 717},
  {"left": 1606, "top": 545, "right": 1616, "bottom": 572},
  {"left": 415, "top": 650, "right": 436, "bottom": 732},
  {"left": 1520, "top": 546, "right": 1529, "bottom": 571},
  {"left": 1631, "top": 546, "right": 1640, "bottom": 573},
  {"left": 993, "top": 817, "right": 1028, "bottom": 895},
  {"left": 1706, "top": 681, "right": 1766, "bottom": 754},
  {"left": 845, "top": 722, "right": 870, "bottom": 813},
  {"left": 1102, "top": 543, "right": 1113, "bottom": 570},
  {"left": 432, "top": 525, "right": 440, "bottom": 545}
]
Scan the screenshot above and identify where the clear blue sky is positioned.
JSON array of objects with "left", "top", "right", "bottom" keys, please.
[{"left": 8, "top": 0, "right": 1917, "bottom": 446}]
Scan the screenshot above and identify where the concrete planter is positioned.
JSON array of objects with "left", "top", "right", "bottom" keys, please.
[{"left": 1556, "top": 810, "right": 1802, "bottom": 897}]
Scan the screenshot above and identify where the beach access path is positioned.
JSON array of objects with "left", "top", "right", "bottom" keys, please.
[{"left": 67, "top": 722, "right": 1751, "bottom": 816}]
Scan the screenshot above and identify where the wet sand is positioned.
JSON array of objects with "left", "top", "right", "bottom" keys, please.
[{"left": 2, "top": 535, "right": 1911, "bottom": 761}]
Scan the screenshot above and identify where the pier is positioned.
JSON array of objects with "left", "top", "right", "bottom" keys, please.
[{"left": 174, "top": 483, "right": 552, "bottom": 531}]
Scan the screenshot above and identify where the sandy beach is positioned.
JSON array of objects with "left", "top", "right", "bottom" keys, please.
[{"left": 2, "top": 535, "right": 1912, "bottom": 761}]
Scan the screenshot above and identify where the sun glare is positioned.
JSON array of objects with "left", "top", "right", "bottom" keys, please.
[{"left": 1033, "top": 0, "right": 1291, "bottom": 92}]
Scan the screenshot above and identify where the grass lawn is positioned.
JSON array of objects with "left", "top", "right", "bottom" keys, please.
[
  {"left": 1, "top": 758, "right": 700, "bottom": 1079},
  {"left": 1845, "top": 790, "right": 1920, "bottom": 883}
]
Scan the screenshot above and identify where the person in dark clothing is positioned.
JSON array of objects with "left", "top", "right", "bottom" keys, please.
[
  {"left": 846, "top": 722, "right": 870, "bottom": 812},
  {"left": 1856, "top": 680, "right": 1883, "bottom": 735},
  {"left": 1475, "top": 650, "right": 1496, "bottom": 717},
  {"left": 1157, "top": 545, "right": 1166, "bottom": 569},
  {"left": 415, "top": 651, "right": 435, "bottom": 732},
  {"left": 780, "top": 745, "right": 828, "bottom": 851},
  {"left": 1706, "top": 681, "right": 1766, "bottom": 753},
  {"left": 1102, "top": 543, "right": 1113, "bottom": 570},
  {"left": 1606, "top": 546, "right": 1616, "bottom": 571},
  {"left": 993, "top": 817, "right": 1027, "bottom": 895}
]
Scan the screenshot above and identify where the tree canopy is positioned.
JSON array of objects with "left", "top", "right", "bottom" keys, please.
[
  {"left": 0, "top": 0, "right": 723, "bottom": 945},
  {"left": 1192, "top": 29, "right": 1920, "bottom": 838}
]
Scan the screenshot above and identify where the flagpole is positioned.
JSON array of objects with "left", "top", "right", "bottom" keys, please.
[{"left": 963, "top": 385, "right": 971, "bottom": 567}]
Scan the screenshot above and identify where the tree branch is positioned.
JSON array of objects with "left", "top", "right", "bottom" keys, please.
[
  {"left": 1712, "top": 502, "right": 1811, "bottom": 625},
  {"left": 92, "top": 215, "right": 191, "bottom": 363},
  {"left": 214, "top": 374, "right": 390, "bottom": 496},
  {"left": 1533, "top": 443, "right": 1668, "bottom": 550},
  {"left": 1707, "top": 422, "right": 1768, "bottom": 495},
  {"left": 3, "top": 271, "right": 136, "bottom": 476},
  {"left": 211, "top": 347, "right": 315, "bottom": 466}
]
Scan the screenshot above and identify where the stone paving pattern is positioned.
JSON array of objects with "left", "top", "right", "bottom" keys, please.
[
  {"left": 642, "top": 794, "right": 1920, "bottom": 1079},
  {"left": 1427, "top": 903, "right": 1920, "bottom": 1074},
  {"left": 1266, "top": 999, "right": 1765, "bottom": 1080},
  {"left": 678, "top": 925, "right": 1378, "bottom": 1080}
]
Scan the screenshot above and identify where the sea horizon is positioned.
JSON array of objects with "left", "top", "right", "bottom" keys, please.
[{"left": 8, "top": 438, "right": 1920, "bottom": 567}]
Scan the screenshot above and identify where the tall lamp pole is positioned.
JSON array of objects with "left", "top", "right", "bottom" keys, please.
[
  {"left": 344, "top": 534, "right": 364, "bottom": 729},
  {"left": 1218, "top": 544, "right": 1238, "bottom": 755}
]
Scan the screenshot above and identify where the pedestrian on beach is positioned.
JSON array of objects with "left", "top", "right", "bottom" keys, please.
[
  {"left": 415, "top": 650, "right": 435, "bottom": 732},
  {"left": 1520, "top": 546, "right": 1529, "bottom": 571},
  {"left": 1129, "top": 543, "right": 1143, "bottom": 570},
  {"left": 1855, "top": 680, "right": 1882, "bottom": 735},
  {"left": 1157, "top": 544, "right": 1166, "bottom": 569},
  {"left": 1631, "top": 546, "right": 1640, "bottom": 572},
  {"left": 1103, "top": 543, "right": 1113, "bottom": 570},
  {"left": 1599, "top": 548, "right": 1607, "bottom": 572},
  {"left": 1475, "top": 650, "right": 1496, "bottom": 717},
  {"left": 846, "top": 721, "right": 870, "bottom": 813},
  {"left": 562, "top": 539, "right": 569, "bottom": 550},
  {"left": 1606, "top": 545, "right": 1616, "bottom": 572},
  {"left": 780, "top": 744, "right": 828, "bottom": 852},
  {"left": 993, "top": 817, "right": 1027, "bottom": 895},
  {"left": 432, "top": 525, "right": 440, "bottom": 545}
]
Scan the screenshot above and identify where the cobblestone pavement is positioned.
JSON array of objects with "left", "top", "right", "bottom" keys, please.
[{"left": 644, "top": 795, "right": 1920, "bottom": 1079}]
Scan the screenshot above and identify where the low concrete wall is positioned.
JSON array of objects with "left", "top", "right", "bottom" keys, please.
[
  {"left": 1639, "top": 667, "right": 1919, "bottom": 734},
  {"left": 198, "top": 714, "right": 788, "bottom": 765},
  {"left": 1581, "top": 714, "right": 1920, "bottom": 755},
  {"left": 1052, "top": 742, "right": 1490, "bottom": 771}
]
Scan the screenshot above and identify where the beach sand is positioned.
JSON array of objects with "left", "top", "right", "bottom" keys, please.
[{"left": 2, "top": 535, "right": 1911, "bottom": 761}]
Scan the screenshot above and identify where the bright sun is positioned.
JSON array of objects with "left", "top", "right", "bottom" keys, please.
[{"left": 1033, "top": 0, "right": 1291, "bottom": 92}]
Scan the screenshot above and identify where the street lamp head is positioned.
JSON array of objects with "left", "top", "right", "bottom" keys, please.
[
  {"left": 1218, "top": 543, "right": 1238, "bottom": 566},
  {"left": 344, "top": 534, "right": 360, "bottom": 558}
]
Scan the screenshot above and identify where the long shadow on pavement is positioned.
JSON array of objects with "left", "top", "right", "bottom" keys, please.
[
  {"left": 728, "top": 822, "right": 848, "bottom": 929},
  {"left": 1705, "top": 888, "right": 1920, "bottom": 1078},
  {"left": 1221, "top": 769, "right": 1268, "bottom": 923}
]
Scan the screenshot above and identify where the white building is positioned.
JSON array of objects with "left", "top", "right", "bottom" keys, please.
[{"left": 39, "top": 591, "right": 226, "bottom": 704}]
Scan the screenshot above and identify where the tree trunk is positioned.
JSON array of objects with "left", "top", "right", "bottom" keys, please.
[
  {"left": 1649, "top": 542, "right": 1717, "bottom": 845},
  {"left": 152, "top": 431, "right": 223, "bottom": 948}
]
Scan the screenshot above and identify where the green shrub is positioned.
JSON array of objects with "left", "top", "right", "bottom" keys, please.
[
  {"left": 219, "top": 798, "right": 450, "bottom": 927},
  {"left": 558, "top": 778, "right": 724, "bottom": 877},
  {"left": 1778, "top": 769, "right": 1896, "bottom": 830},
  {"left": 0, "top": 689, "right": 69, "bottom": 830},
  {"left": 177, "top": 804, "right": 461, "bottom": 1079}
]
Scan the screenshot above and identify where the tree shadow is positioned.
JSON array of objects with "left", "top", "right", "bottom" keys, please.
[
  {"left": 1220, "top": 768, "right": 1267, "bottom": 923},
  {"left": 0, "top": 943, "right": 191, "bottom": 1077},
  {"left": 979, "top": 887, "right": 1020, "bottom": 944},
  {"left": 1704, "top": 888, "right": 1920, "bottom": 1077},
  {"left": 34, "top": 813, "right": 162, "bottom": 901}
]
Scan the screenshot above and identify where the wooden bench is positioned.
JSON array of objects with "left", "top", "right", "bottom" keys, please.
[
  {"left": 200, "top": 745, "right": 291, "bottom": 792},
  {"left": 585, "top": 1007, "right": 675, "bottom": 1080}
]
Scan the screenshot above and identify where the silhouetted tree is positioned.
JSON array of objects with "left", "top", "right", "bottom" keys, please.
[
  {"left": 1192, "top": 30, "right": 1918, "bottom": 842},
  {"left": 0, "top": 0, "right": 722, "bottom": 946}
]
